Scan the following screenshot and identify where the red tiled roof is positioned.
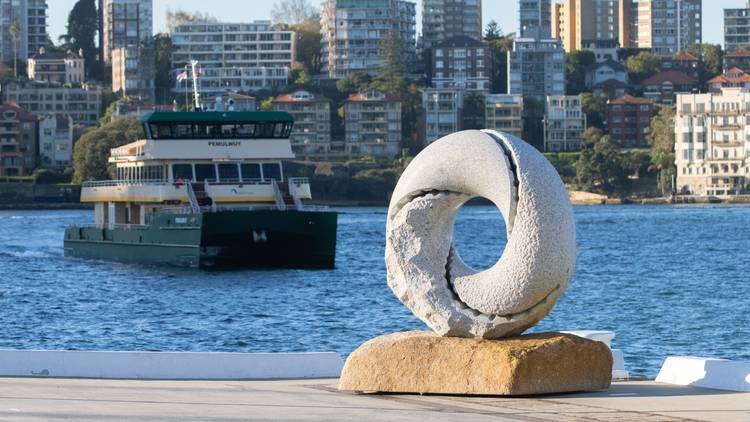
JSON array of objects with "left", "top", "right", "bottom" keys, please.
[
  {"left": 725, "top": 48, "right": 750, "bottom": 58},
  {"left": 609, "top": 94, "right": 653, "bottom": 105},
  {"left": 0, "top": 102, "right": 35, "bottom": 121},
  {"left": 671, "top": 52, "right": 699, "bottom": 61},
  {"left": 592, "top": 78, "right": 629, "bottom": 88},
  {"left": 707, "top": 68, "right": 750, "bottom": 84},
  {"left": 346, "top": 92, "right": 400, "bottom": 102},
  {"left": 274, "top": 93, "right": 330, "bottom": 103},
  {"left": 642, "top": 70, "right": 698, "bottom": 86}
]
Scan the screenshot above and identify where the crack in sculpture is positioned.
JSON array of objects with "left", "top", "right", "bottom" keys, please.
[{"left": 385, "top": 130, "right": 577, "bottom": 339}]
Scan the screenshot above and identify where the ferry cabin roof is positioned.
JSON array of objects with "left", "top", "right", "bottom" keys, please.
[{"left": 110, "top": 112, "right": 296, "bottom": 163}]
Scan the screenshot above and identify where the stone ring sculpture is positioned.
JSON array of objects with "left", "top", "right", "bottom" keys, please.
[{"left": 385, "top": 130, "right": 577, "bottom": 339}]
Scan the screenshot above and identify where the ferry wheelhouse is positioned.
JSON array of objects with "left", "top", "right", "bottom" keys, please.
[{"left": 64, "top": 111, "right": 337, "bottom": 268}]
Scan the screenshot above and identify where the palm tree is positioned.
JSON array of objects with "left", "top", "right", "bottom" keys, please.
[{"left": 9, "top": 20, "right": 20, "bottom": 78}]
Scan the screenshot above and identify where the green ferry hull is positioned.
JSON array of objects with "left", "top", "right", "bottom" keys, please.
[{"left": 64, "top": 210, "right": 338, "bottom": 269}]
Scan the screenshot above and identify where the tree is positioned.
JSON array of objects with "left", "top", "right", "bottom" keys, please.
[
  {"left": 276, "top": 17, "right": 322, "bottom": 74},
  {"left": 336, "top": 71, "right": 371, "bottom": 94},
  {"left": 9, "top": 20, "right": 20, "bottom": 78},
  {"left": 575, "top": 128, "right": 630, "bottom": 195},
  {"left": 271, "top": 0, "right": 317, "bottom": 26},
  {"left": 73, "top": 118, "right": 144, "bottom": 183},
  {"left": 260, "top": 98, "right": 274, "bottom": 111},
  {"left": 65, "top": 0, "right": 99, "bottom": 80},
  {"left": 154, "top": 34, "right": 173, "bottom": 103},
  {"left": 648, "top": 105, "right": 676, "bottom": 194},
  {"left": 625, "top": 51, "right": 661, "bottom": 83},
  {"left": 580, "top": 92, "right": 608, "bottom": 129},
  {"left": 372, "top": 30, "right": 408, "bottom": 95},
  {"left": 565, "top": 50, "right": 595, "bottom": 95},
  {"left": 166, "top": 9, "right": 216, "bottom": 33},
  {"left": 462, "top": 93, "right": 485, "bottom": 130},
  {"left": 484, "top": 21, "right": 514, "bottom": 94},
  {"left": 685, "top": 43, "right": 723, "bottom": 85},
  {"left": 522, "top": 96, "right": 545, "bottom": 150}
]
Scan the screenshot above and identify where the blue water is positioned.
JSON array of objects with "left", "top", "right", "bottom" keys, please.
[{"left": 0, "top": 205, "right": 748, "bottom": 378}]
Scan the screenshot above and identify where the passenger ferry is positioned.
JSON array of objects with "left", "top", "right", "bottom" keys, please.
[{"left": 64, "top": 111, "right": 337, "bottom": 268}]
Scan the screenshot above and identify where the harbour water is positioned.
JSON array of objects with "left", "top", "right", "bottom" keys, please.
[{"left": 0, "top": 205, "right": 748, "bottom": 378}]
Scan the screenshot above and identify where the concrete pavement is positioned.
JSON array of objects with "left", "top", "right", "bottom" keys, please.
[{"left": 0, "top": 378, "right": 747, "bottom": 421}]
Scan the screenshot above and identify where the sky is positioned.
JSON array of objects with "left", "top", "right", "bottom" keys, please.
[{"left": 48, "top": 0, "right": 737, "bottom": 47}]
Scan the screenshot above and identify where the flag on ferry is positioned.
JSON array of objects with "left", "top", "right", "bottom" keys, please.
[{"left": 176, "top": 71, "right": 188, "bottom": 82}]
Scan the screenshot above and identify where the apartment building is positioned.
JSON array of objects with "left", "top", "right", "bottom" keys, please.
[
  {"left": 422, "top": 88, "right": 464, "bottom": 145},
  {"left": 510, "top": 0, "right": 565, "bottom": 101},
  {"left": 344, "top": 92, "right": 401, "bottom": 158},
  {"left": 422, "top": 0, "right": 482, "bottom": 51},
  {"left": 661, "top": 51, "right": 701, "bottom": 81},
  {"left": 725, "top": 3, "right": 750, "bottom": 52},
  {"left": 431, "top": 36, "right": 491, "bottom": 93},
  {"left": 171, "top": 21, "right": 294, "bottom": 93},
  {"left": 508, "top": 38, "right": 565, "bottom": 101},
  {"left": 708, "top": 67, "right": 750, "bottom": 93},
  {"left": 630, "top": 0, "right": 702, "bottom": 57},
  {"left": 642, "top": 70, "right": 698, "bottom": 104},
  {"left": 724, "top": 47, "right": 750, "bottom": 73},
  {"left": 321, "top": 0, "right": 416, "bottom": 79},
  {"left": 520, "top": 0, "right": 552, "bottom": 39},
  {"left": 552, "top": 0, "right": 626, "bottom": 53},
  {"left": 112, "top": 46, "right": 155, "bottom": 102},
  {"left": 607, "top": 94, "right": 653, "bottom": 147},
  {"left": 544, "top": 95, "right": 586, "bottom": 151},
  {"left": 0, "top": 103, "right": 37, "bottom": 176},
  {"left": 485, "top": 94, "right": 523, "bottom": 138},
  {"left": 584, "top": 59, "right": 628, "bottom": 89},
  {"left": 675, "top": 88, "right": 750, "bottom": 196},
  {"left": 0, "top": 0, "right": 47, "bottom": 60},
  {"left": 101, "top": 0, "right": 152, "bottom": 65},
  {"left": 38, "top": 115, "right": 73, "bottom": 169},
  {"left": 273, "top": 91, "right": 332, "bottom": 160},
  {"left": 4, "top": 81, "right": 103, "bottom": 126},
  {"left": 27, "top": 48, "right": 85, "bottom": 84}
]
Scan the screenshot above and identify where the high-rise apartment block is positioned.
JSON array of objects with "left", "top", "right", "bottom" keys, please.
[
  {"left": 509, "top": 0, "right": 565, "bottom": 101},
  {"left": 552, "top": 0, "right": 627, "bottom": 53},
  {"left": 508, "top": 39, "right": 565, "bottom": 101},
  {"left": 675, "top": 89, "right": 750, "bottom": 196},
  {"left": 344, "top": 91, "right": 402, "bottom": 158},
  {"left": 431, "top": 36, "right": 491, "bottom": 93},
  {"left": 543, "top": 95, "right": 586, "bottom": 151},
  {"left": 101, "top": 0, "right": 152, "bottom": 65},
  {"left": 520, "top": 0, "right": 552, "bottom": 39},
  {"left": 272, "top": 91, "right": 332, "bottom": 160},
  {"left": 725, "top": 3, "right": 750, "bottom": 52},
  {"left": 422, "top": 0, "right": 482, "bottom": 51},
  {"left": 422, "top": 88, "right": 464, "bottom": 145},
  {"left": 0, "top": 103, "right": 37, "bottom": 176},
  {"left": 112, "top": 46, "right": 155, "bottom": 101},
  {"left": 171, "top": 21, "right": 295, "bottom": 94},
  {"left": 484, "top": 94, "right": 524, "bottom": 138},
  {"left": 630, "top": 0, "right": 701, "bottom": 57},
  {"left": 0, "top": 0, "right": 47, "bottom": 60},
  {"left": 4, "top": 81, "right": 103, "bottom": 127},
  {"left": 39, "top": 115, "right": 74, "bottom": 169},
  {"left": 321, "top": 0, "right": 416, "bottom": 79},
  {"left": 27, "top": 48, "right": 85, "bottom": 84}
]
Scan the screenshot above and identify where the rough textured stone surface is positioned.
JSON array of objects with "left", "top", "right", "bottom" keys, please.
[
  {"left": 385, "top": 130, "right": 577, "bottom": 339},
  {"left": 339, "top": 331, "right": 612, "bottom": 396}
]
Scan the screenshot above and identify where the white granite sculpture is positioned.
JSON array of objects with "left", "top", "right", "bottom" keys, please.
[{"left": 385, "top": 130, "right": 577, "bottom": 339}]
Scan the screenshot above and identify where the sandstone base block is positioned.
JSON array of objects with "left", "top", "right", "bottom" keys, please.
[{"left": 339, "top": 331, "right": 612, "bottom": 396}]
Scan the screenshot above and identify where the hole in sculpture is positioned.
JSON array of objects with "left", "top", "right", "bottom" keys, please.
[{"left": 452, "top": 200, "right": 507, "bottom": 272}]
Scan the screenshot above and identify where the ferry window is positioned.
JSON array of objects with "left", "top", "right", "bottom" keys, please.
[
  {"left": 273, "top": 123, "right": 285, "bottom": 138},
  {"left": 262, "top": 163, "right": 282, "bottom": 181},
  {"left": 221, "top": 125, "right": 237, "bottom": 137},
  {"left": 241, "top": 163, "right": 261, "bottom": 181},
  {"left": 156, "top": 124, "right": 172, "bottom": 139},
  {"left": 175, "top": 124, "right": 192, "bottom": 138},
  {"left": 218, "top": 163, "right": 240, "bottom": 182},
  {"left": 237, "top": 123, "right": 255, "bottom": 137},
  {"left": 195, "top": 164, "right": 217, "bottom": 182},
  {"left": 257, "top": 123, "right": 275, "bottom": 138},
  {"left": 172, "top": 164, "right": 194, "bottom": 181}
]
